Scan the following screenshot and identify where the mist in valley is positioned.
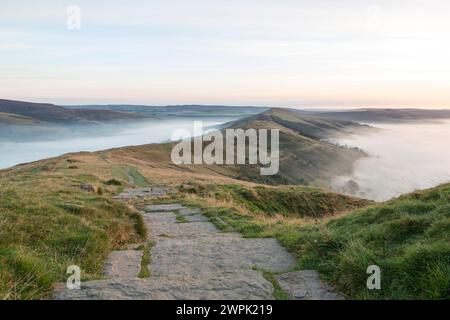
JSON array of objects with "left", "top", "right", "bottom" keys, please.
[
  {"left": 0, "top": 117, "right": 234, "bottom": 169},
  {"left": 2, "top": 113, "right": 450, "bottom": 203},
  {"left": 330, "top": 120, "right": 450, "bottom": 202}
]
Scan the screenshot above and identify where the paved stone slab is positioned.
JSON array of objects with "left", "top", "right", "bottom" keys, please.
[
  {"left": 146, "top": 204, "right": 184, "bottom": 212},
  {"left": 104, "top": 250, "right": 142, "bottom": 279},
  {"left": 275, "top": 271, "right": 345, "bottom": 300},
  {"left": 53, "top": 270, "right": 273, "bottom": 300},
  {"left": 144, "top": 212, "right": 220, "bottom": 237},
  {"left": 177, "top": 207, "right": 209, "bottom": 222},
  {"left": 113, "top": 187, "right": 169, "bottom": 200},
  {"left": 178, "top": 207, "right": 202, "bottom": 215},
  {"left": 184, "top": 214, "right": 209, "bottom": 222}
]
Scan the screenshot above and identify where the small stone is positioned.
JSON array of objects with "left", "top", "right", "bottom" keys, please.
[
  {"left": 293, "top": 290, "right": 307, "bottom": 299},
  {"left": 79, "top": 184, "right": 95, "bottom": 192}
]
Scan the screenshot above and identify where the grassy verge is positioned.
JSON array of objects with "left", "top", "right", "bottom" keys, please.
[
  {"left": 112, "top": 165, "right": 149, "bottom": 187},
  {"left": 138, "top": 240, "right": 156, "bottom": 279},
  {"left": 179, "top": 182, "right": 371, "bottom": 218},
  {"left": 0, "top": 159, "right": 147, "bottom": 299},
  {"left": 252, "top": 266, "right": 289, "bottom": 300},
  {"left": 182, "top": 183, "right": 450, "bottom": 300}
]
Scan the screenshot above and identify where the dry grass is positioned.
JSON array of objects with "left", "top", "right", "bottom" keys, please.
[
  {"left": 0, "top": 156, "right": 147, "bottom": 299},
  {"left": 183, "top": 193, "right": 310, "bottom": 226}
]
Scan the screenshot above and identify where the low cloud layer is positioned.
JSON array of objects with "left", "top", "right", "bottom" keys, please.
[
  {"left": 0, "top": 118, "right": 230, "bottom": 169},
  {"left": 330, "top": 120, "right": 450, "bottom": 201}
]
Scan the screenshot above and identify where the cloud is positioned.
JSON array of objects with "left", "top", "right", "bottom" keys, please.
[
  {"left": 0, "top": 42, "right": 32, "bottom": 50},
  {"left": 2, "top": 0, "right": 450, "bottom": 106},
  {"left": 331, "top": 120, "right": 450, "bottom": 201}
]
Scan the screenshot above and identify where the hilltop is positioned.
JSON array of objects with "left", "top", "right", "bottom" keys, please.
[{"left": 104, "top": 108, "right": 370, "bottom": 187}]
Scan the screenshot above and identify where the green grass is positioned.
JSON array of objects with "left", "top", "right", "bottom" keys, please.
[
  {"left": 252, "top": 266, "right": 289, "bottom": 300},
  {"left": 2, "top": 153, "right": 449, "bottom": 300},
  {"left": 0, "top": 160, "right": 147, "bottom": 299},
  {"left": 296, "top": 186, "right": 450, "bottom": 300},
  {"left": 111, "top": 165, "right": 149, "bottom": 187},
  {"left": 185, "top": 183, "right": 450, "bottom": 300},
  {"left": 174, "top": 210, "right": 188, "bottom": 223},
  {"left": 138, "top": 241, "right": 156, "bottom": 279},
  {"left": 104, "top": 178, "right": 122, "bottom": 186}
]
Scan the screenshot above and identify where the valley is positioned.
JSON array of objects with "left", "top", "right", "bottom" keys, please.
[
  {"left": 3, "top": 0, "right": 449, "bottom": 304},
  {"left": 0, "top": 101, "right": 449, "bottom": 300}
]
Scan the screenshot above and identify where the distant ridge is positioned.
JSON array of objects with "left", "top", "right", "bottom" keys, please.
[
  {"left": 295, "top": 108, "right": 450, "bottom": 123},
  {"left": 65, "top": 104, "right": 268, "bottom": 118},
  {"left": 107, "top": 108, "right": 370, "bottom": 187},
  {"left": 219, "top": 108, "right": 369, "bottom": 185},
  {"left": 0, "top": 99, "right": 144, "bottom": 124}
]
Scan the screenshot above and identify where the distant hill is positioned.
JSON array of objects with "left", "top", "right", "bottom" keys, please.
[
  {"left": 106, "top": 108, "right": 370, "bottom": 188},
  {"left": 0, "top": 112, "right": 41, "bottom": 125},
  {"left": 0, "top": 99, "right": 144, "bottom": 125},
  {"left": 65, "top": 104, "right": 268, "bottom": 118},
  {"left": 217, "top": 108, "right": 370, "bottom": 186},
  {"left": 4, "top": 99, "right": 450, "bottom": 125},
  {"left": 296, "top": 108, "right": 450, "bottom": 123},
  {"left": 229, "top": 108, "right": 370, "bottom": 139}
]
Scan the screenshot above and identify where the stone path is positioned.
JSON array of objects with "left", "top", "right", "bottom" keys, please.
[
  {"left": 112, "top": 187, "right": 169, "bottom": 200},
  {"left": 53, "top": 189, "right": 344, "bottom": 300},
  {"left": 276, "top": 271, "right": 345, "bottom": 300}
]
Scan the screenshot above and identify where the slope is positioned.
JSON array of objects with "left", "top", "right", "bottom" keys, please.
[
  {"left": 0, "top": 140, "right": 370, "bottom": 299},
  {"left": 103, "top": 108, "right": 370, "bottom": 188}
]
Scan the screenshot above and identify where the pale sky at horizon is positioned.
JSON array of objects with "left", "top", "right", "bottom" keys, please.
[{"left": 1, "top": 0, "right": 450, "bottom": 108}]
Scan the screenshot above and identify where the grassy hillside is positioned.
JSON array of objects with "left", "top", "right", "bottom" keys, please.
[
  {"left": 0, "top": 112, "right": 41, "bottom": 125},
  {"left": 231, "top": 108, "right": 369, "bottom": 139},
  {"left": 0, "top": 144, "right": 370, "bottom": 299},
  {"left": 183, "top": 183, "right": 450, "bottom": 299},
  {"left": 179, "top": 182, "right": 371, "bottom": 219},
  {"left": 0, "top": 157, "right": 147, "bottom": 299},
  {"left": 220, "top": 108, "right": 369, "bottom": 186},
  {"left": 105, "top": 108, "right": 369, "bottom": 188},
  {"left": 1, "top": 134, "right": 448, "bottom": 300},
  {"left": 299, "top": 183, "right": 450, "bottom": 299}
]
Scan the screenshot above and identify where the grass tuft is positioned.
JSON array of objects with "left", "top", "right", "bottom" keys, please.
[
  {"left": 174, "top": 210, "right": 188, "bottom": 223},
  {"left": 138, "top": 241, "right": 156, "bottom": 279},
  {"left": 252, "top": 266, "right": 289, "bottom": 300}
]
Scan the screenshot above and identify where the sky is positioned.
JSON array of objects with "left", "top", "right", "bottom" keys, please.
[{"left": 1, "top": 0, "right": 450, "bottom": 108}]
